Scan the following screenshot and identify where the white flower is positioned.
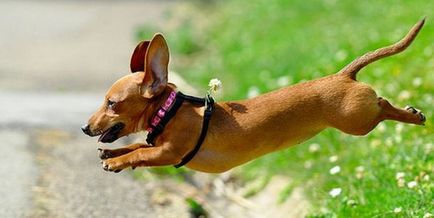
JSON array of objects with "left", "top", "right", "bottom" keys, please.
[
  {"left": 304, "top": 160, "right": 313, "bottom": 169},
  {"left": 277, "top": 76, "right": 290, "bottom": 87},
  {"left": 423, "top": 174, "right": 430, "bottom": 181},
  {"left": 394, "top": 207, "right": 402, "bottom": 213},
  {"left": 329, "top": 155, "right": 338, "bottom": 163},
  {"left": 423, "top": 212, "right": 433, "bottom": 218},
  {"left": 356, "top": 166, "right": 365, "bottom": 173},
  {"left": 396, "top": 172, "right": 405, "bottom": 180},
  {"left": 247, "top": 86, "right": 260, "bottom": 99},
  {"left": 208, "top": 78, "right": 222, "bottom": 92},
  {"left": 412, "top": 77, "right": 422, "bottom": 87},
  {"left": 370, "top": 139, "right": 381, "bottom": 148},
  {"left": 397, "top": 178, "right": 405, "bottom": 187},
  {"left": 356, "top": 166, "right": 365, "bottom": 179},
  {"left": 425, "top": 143, "right": 433, "bottom": 155},
  {"left": 308, "top": 143, "right": 320, "bottom": 153},
  {"left": 407, "top": 181, "right": 417, "bottom": 189},
  {"left": 398, "top": 90, "right": 411, "bottom": 100},
  {"left": 329, "top": 166, "right": 341, "bottom": 175},
  {"left": 347, "top": 199, "right": 357, "bottom": 207},
  {"left": 329, "top": 188, "right": 342, "bottom": 198}
]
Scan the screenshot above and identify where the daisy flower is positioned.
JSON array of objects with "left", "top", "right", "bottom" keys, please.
[
  {"left": 329, "top": 188, "right": 342, "bottom": 198},
  {"left": 329, "top": 166, "right": 341, "bottom": 175}
]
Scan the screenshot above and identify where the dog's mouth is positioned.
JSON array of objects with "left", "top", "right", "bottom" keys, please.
[{"left": 98, "top": 123, "right": 125, "bottom": 143}]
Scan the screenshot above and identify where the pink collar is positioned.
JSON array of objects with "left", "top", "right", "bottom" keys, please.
[
  {"left": 144, "top": 91, "right": 215, "bottom": 168},
  {"left": 146, "top": 91, "right": 177, "bottom": 134}
]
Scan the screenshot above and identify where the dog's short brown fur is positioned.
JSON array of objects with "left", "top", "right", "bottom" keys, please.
[{"left": 83, "top": 19, "right": 426, "bottom": 173}]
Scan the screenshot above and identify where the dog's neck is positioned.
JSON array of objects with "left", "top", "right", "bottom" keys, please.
[{"left": 135, "top": 85, "right": 177, "bottom": 133}]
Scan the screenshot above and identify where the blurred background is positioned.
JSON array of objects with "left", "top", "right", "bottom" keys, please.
[{"left": 0, "top": 0, "right": 432, "bottom": 217}]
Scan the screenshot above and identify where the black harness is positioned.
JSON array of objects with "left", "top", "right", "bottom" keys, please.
[{"left": 146, "top": 92, "right": 214, "bottom": 168}]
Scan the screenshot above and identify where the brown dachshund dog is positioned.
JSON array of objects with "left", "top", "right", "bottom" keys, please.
[{"left": 82, "top": 19, "right": 426, "bottom": 173}]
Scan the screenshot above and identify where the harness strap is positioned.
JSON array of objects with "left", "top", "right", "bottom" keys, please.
[
  {"left": 145, "top": 91, "right": 214, "bottom": 168},
  {"left": 174, "top": 95, "right": 214, "bottom": 168}
]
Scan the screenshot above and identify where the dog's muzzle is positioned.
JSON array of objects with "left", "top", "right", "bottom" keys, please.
[{"left": 81, "top": 123, "right": 125, "bottom": 143}]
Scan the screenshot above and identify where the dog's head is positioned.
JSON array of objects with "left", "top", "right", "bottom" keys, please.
[{"left": 82, "top": 33, "right": 171, "bottom": 143}]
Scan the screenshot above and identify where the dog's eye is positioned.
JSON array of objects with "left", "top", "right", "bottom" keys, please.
[{"left": 107, "top": 100, "right": 116, "bottom": 109}]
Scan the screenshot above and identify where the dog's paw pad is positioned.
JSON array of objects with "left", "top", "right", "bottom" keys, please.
[
  {"left": 405, "top": 106, "right": 426, "bottom": 123},
  {"left": 405, "top": 105, "right": 418, "bottom": 114}
]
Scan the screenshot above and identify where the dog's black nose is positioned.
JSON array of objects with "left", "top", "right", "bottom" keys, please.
[{"left": 81, "top": 124, "right": 91, "bottom": 135}]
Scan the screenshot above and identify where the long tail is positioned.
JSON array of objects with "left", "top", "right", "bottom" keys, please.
[{"left": 338, "top": 18, "right": 425, "bottom": 80}]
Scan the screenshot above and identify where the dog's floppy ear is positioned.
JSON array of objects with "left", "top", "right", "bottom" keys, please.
[
  {"left": 141, "top": 33, "right": 169, "bottom": 98},
  {"left": 130, "top": 41, "right": 150, "bottom": 73}
]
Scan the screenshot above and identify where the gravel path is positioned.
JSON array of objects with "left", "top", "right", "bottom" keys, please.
[
  {"left": 30, "top": 129, "right": 190, "bottom": 218},
  {"left": 0, "top": 130, "right": 37, "bottom": 217}
]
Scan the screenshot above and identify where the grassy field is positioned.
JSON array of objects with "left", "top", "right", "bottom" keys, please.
[{"left": 139, "top": 0, "right": 433, "bottom": 217}]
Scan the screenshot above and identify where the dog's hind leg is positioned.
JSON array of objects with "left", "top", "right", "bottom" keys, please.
[
  {"left": 377, "top": 97, "right": 426, "bottom": 125},
  {"left": 335, "top": 97, "right": 426, "bottom": 136}
]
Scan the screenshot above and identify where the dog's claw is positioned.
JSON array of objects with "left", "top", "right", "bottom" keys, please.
[
  {"left": 101, "top": 160, "right": 124, "bottom": 173},
  {"left": 102, "top": 161, "right": 111, "bottom": 171},
  {"left": 420, "top": 112, "right": 426, "bottom": 122}
]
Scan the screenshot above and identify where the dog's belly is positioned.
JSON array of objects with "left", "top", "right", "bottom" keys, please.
[{"left": 186, "top": 121, "right": 325, "bottom": 173}]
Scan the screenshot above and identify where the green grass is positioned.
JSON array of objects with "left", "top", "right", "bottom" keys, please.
[{"left": 138, "top": 0, "right": 433, "bottom": 216}]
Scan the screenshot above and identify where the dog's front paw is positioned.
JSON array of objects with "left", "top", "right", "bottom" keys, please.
[
  {"left": 405, "top": 106, "right": 426, "bottom": 124},
  {"left": 101, "top": 158, "right": 126, "bottom": 173},
  {"left": 98, "top": 148, "right": 114, "bottom": 160}
]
